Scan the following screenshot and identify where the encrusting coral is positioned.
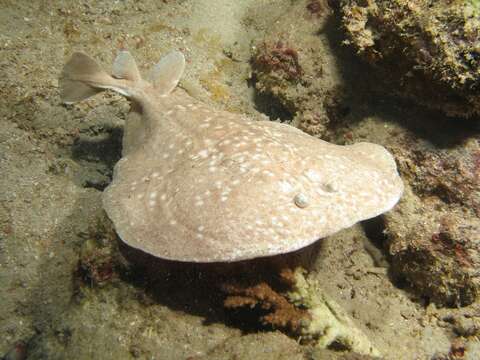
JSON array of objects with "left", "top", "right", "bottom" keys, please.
[{"left": 289, "top": 269, "right": 381, "bottom": 357}]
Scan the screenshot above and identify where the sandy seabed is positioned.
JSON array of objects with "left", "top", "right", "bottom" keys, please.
[{"left": 1, "top": 1, "right": 479, "bottom": 359}]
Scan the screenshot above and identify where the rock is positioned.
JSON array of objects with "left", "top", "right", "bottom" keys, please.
[{"left": 339, "top": 0, "right": 480, "bottom": 118}]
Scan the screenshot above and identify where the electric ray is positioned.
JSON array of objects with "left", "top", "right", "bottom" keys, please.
[{"left": 60, "top": 50, "right": 403, "bottom": 262}]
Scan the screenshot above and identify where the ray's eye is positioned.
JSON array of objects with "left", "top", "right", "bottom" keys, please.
[{"left": 294, "top": 193, "right": 309, "bottom": 208}]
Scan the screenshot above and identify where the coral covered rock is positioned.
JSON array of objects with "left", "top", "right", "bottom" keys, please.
[
  {"left": 340, "top": 0, "right": 480, "bottom": 117},
  {"left": 385, "top": 187, "right": 480, "bottom": 306},
  {"left": 384, "top": 137, "right": 480, "bottom": 306}
]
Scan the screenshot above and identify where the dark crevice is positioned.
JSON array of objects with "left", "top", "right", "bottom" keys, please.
[
  {"left": 361, "top": 217, "right": 395, "bottom": 276},
  {"left": 361, "top": 216, "right": 388, "bottom": 250}
]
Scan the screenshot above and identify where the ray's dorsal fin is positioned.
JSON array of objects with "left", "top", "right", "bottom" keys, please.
[
  {"left": 148, "top": 51, "right": 185, "bottom": 95},
  {"left": 112, "top": 50, "right": 141, "bottom": 82}
]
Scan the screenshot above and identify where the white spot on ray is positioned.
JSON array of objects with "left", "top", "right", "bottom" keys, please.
[
  {"left": 279, "top": 180, "right": 294, "bottom": 193},
  {"left": 149, "top": 191, "right": 157, "bottom": 199},
  {"left": 306, "top": 169, "right": 321, "bottom": 182},
  {"left": 198, "top": 149, "right": 209, "bottom": 158}
]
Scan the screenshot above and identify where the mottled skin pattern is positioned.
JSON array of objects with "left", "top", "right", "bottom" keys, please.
[{"left": 62, "top": 51, "right": 404, "bottom": 262}]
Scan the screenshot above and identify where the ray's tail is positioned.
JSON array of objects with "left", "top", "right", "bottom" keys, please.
[
  {"left": 60, "top": 52, "right": 129, "bottom": 103},
  {"left": 59, "top": 50, "right": 185, "bottom": 104}
]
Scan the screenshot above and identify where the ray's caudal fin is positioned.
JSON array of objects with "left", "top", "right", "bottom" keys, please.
[{"left": 60, "top": 50, "right": 186, "bottom": 104}]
